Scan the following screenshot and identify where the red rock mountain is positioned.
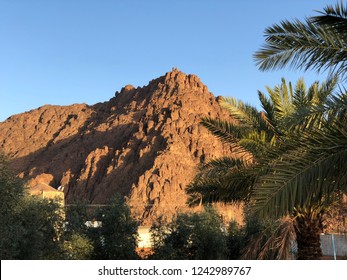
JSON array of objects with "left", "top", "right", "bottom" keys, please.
[{"left": 0, "top": 68, "right": 242, "bottom": 224}]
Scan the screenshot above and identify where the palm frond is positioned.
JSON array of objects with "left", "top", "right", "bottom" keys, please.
[
  {"left": 275, "top": 217, "right": 297, "bottom": 259},
  {"left": 186, "top": 157, "right": 255, "bottom": 205},
  {"left": 200, "top": 117, "right": 252, "bottom": 158},
  {"left": 219, "top": 97, "right": 267, "bottom": 130},
  {"left": 254, "top": 18, "right": 347, "bottom": 79},
  {"left": 266, "top": 78, "right": 295, "bottom": 122},
  {"left": 258, "top": 90, "right": 276, "bottom": 130},
  {"left": 286, "top": 89, "right": 346, "bottom": 130},
  {"left": 325, "top": 90, "right": 347, "bottom": 121},
  {"left": 281, "top": 76, "right": 338, "bottom": 131},
  {"left": 200, "top": 117, "right": 241, "bottom": 143},
  {"left": 242, "top": 216, "right": 296, "bottom": 260},
  {"left": 312, "top": 1, "right": 347, "bottom": 33},
  {"left": 241, "top": 230, "right": 266, "bottom": 259},
  {"left": 252, "top": 123, "right": 347, "bottom": 219},
  {"left": 292, "top": 78, "right": 309, "bottom": 107},
  {"left": 238, "top": 130, "right": 274, "bottom": 157},
  {"left": 197, "top": 157, "right": 247, "bottom": 176}
]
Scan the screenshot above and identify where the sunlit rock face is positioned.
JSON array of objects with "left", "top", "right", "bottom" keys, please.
[{"left": 0, "top": 68, "right": 243, "bottom": 224}]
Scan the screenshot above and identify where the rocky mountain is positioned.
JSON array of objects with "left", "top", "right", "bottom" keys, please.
[{"left": 0, "top": 68, "right": 243, "bottom": 224}]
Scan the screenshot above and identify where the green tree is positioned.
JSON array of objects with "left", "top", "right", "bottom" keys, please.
[
  {"left": 16, "top": 196, "right": 65, "bottom": 259},
  {"left": 62, "top": 201, "right": 94, "bottom": 260},
  {"left": 65, "top": 200, "right": 90, "bottom": 235},
  {"left": 90, "top": 194, "right": 139, "bottom": 260},
  {"left": 0, "top": 153, "right": 26, "bottom": 259},
  {"left": 62, "top": 232, "right": 94, "bottom": 260},
  {"left": 150, "top": 207, "right": 228, "bottom": 260},
  {"left": 1, "top": 153, "right": 66, "bottom": 259}
]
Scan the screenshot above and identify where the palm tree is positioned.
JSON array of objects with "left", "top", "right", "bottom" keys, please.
[
  {"left": 251, "top": 91, "right": 347, "bottom": 259},
  {"left": 187, "top": 77, "right": 338, "bottom": 259},
  {"left": 251, "top": 1, "right": 347, "bottom": 259}
]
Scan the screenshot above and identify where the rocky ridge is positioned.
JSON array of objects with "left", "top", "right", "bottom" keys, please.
[{"left": 0, "top": 68, "right": 242, "bottom": 224}]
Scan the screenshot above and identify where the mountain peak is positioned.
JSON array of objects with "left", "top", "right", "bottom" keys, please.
[
  {"left": 163, "top": 67, "right": 207, "bottom": 91},
  {"left": 120, "top": 84, "right": 136, "bottom": 94}
]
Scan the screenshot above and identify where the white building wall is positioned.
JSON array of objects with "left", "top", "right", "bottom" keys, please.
[{"left": 320, "top": 234, "right": 347, "bottom": 257}]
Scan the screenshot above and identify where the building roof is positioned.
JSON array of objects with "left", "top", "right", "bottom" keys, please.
[{"left": 29, "top": 182, "right": 62, "bottom": 195}]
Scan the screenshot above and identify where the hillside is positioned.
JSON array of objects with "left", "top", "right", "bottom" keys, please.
[{"left": 0, "top": 68, "right": 243, "bottom": 224}]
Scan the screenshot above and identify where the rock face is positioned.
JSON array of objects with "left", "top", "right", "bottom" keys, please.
[{"left": 0, "top": 68, "right": 239, "bottom": 224}]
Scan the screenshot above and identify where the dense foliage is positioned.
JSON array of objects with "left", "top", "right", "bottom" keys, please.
[
  {"left": 149, "top": 207, "right": 228, "bottom": 260},
  {"left": 90, "top": 195, "right": 139, "bottom": 260},
  {"left": 0, "top": 154, "right": 65, "bottom": 259},
  {"left": 0, "top": 156, "right": 139, "bottom": 260}
]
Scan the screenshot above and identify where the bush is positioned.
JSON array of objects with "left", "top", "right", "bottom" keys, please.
[
  {"left": 62, "top": 233, "right": 94, "bottom": 260},
  {"left": 150, "top": 207, "right": 228, "bottom": 260}
]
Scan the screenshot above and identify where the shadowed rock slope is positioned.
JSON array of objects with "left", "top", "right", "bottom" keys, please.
[{"left": 0, "top": 68, "right": 241, "bottom": 224}]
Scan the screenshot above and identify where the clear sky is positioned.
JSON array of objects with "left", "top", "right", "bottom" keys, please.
[{"left": 0, "top": 0, "right": 339, "bottom": 121}]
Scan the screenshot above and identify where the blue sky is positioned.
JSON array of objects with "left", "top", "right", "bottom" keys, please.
[{"left": 0, "top": 0, "right": 339, "bottom": 121}]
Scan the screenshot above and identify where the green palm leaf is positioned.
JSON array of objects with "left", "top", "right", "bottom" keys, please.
[
  {"left": 254, "top": 18, "right": 347, "bottom": 79},
  {"left": 187, "top": 157, "right": 253, "bottom": 205},
  {"left": 200, "top": 117, "right": 253, "bottom": 158},
  {"left": 284, "top": 76, "right": 338, "bottom": 130},
  {"left": 312, "top": 1, "right": 347, "bottom": 34},
  {"left": 219, "top": 97, "right": 267, "bottom": 130},
  {"left": 252, "top": 123, "right": 347, "bottom": 218}
]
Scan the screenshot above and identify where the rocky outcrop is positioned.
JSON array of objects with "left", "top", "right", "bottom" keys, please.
[{"left": 0, "top": 68, "right": 240, "bottom": 224}]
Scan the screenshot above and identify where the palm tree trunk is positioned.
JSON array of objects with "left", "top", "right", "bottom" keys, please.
[{"left": 294, "top": 210, "right": 323, "bottom": 260}]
